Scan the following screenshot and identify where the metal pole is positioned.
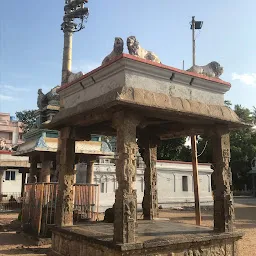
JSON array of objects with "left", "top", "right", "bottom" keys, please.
[
  {"left": 191, "top": 16, "right": 201, "bottom": 226},
  {"left": 61, "top": 31, "right": 73, "bottom": 84},
  {"left": 192, "top": 16, "right": 195, "bottom": 66}
]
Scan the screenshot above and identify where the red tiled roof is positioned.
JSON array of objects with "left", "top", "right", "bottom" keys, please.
[
  {"left": 58, "top": 54, "right": 231, "bottom": 93},
  {"left": 0, "top": 150, "right": 12, "bottom": 155}
]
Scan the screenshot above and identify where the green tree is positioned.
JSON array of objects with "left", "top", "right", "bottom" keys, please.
[
  {"left": 196, "top": 104, "right": 256, "bottom": 190},
  {"left": 16, "top": 110, "right": 37, "bottom": 133},
  {"left": 251, "top": 106, "right": 256, "bottom": 124},
  {"left": 224, "top": 100, "right": 232, "bottom": 108},
  {"left": 157, "top": 137, "right": 189, "bottom": 161},
  {"left": 230, "top": 105, "right": 256, "bottom": 189}
]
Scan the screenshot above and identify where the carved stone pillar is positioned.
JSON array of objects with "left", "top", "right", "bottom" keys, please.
[
  {"left": 212, "top": 129, "right": 234, "bottom": 232},
  {"left": 138, "top": 135, "right": 159, "bottom": 220},
  {"left": 55, "top": 127, "right": 76, "bottom": 227},
  {"left": 29, "top": 156, "right": 37, "bottom": 183},
  {"left": 113, "top": 111, "right": 139, "bottom": 244}
]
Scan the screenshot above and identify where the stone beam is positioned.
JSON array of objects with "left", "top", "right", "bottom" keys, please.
[
  {"left": 146, "top": 123, "right": 214, "bottom": 140},
  {"left": 112, "top": 111, "right": 139, "bottom": 244},
  {"left": 55, "top": 127, "right": 76, "bottom": 227},
  {"left": 212, "top": 128, "right": 234, "bottom": 232}
]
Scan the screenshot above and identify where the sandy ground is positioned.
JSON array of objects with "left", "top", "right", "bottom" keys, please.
[{"left": 0, "top": 198, "right": 255, "bottom": 256}]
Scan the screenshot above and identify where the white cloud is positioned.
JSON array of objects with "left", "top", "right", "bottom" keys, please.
[
  {"left": 232, "top": 73, "right": 256, "bottom": 86},
  {"left": 0, "top": 84, "right": 29, "bottom": 92},
  {"left": 0, "top": 94, "right": 15, "bottom": 101}
]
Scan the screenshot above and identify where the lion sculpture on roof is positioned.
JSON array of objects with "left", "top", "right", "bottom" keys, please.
[
  {"left": 37, "top": 85, "right": 61, "bottom": 110},
  {"left": 127, "top": 36, "right": 161, "bottom": 64},
  {"left": 187, "top": 61, "right": 223, "bottom": 78},
  {"left": 102, "top": 37, "right": 124, "bottom": 65}
]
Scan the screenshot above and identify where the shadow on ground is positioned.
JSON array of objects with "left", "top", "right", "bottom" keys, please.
[{"left": 0, "top": 247, "right": 49, "bottom": 255}]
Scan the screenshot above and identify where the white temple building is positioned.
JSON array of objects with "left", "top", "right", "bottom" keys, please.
[{"left": 76, "top": 158, "right": 213, "bottom": 212}]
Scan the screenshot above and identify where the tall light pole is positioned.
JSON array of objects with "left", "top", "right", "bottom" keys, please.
[
  {"left": 61, "top": 0, "right": 89, "bottom": 84},
  {"left": 190, "top": 16, "right": 203, "bottom": 226},
  {"left": 191, "top": 16, "right": 203, "bottom": 66}
]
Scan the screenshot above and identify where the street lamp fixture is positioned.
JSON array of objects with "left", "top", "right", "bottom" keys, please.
[
  {"left": 190, "top": 21, "right": 203, "bottom": 30},
  {"left": 61, "top": 0, "right": 89, "bottom": 33},
  {"left": 61, "top": 0, "right": 89, "bottom": 84}
]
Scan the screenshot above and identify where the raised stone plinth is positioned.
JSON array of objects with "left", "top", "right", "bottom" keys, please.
[{"left": 49, "top": 220, "right": 242, "bottom": 256}]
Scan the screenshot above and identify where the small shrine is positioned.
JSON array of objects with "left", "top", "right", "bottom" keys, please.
[
  {"left": 14, "top": 86, "right": 114, "bottom": 238},
  {"left": 46, "top": 49, "right": 244, "bottom": 255}
]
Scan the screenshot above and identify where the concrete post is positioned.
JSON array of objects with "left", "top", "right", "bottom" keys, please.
[
  {"left": 55, "top": 127, "right": 76, "bottom": 227},
  {"left": 212, "top": 130, "right": 234, "bottom": 232},
  {"left": 112, "top": 111, "right": 139, "bottom": 244}
]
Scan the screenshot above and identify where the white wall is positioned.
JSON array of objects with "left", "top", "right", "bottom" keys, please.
[
  {"left": 76, "top": 161, "right": 213, "bottom": 212},
  {"left": 1, "top": 169, "right": 22, "bottom": 195}
]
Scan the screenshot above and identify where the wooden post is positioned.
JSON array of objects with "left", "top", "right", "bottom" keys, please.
[{"left": 191, "top": 135, "right": 201, "bottom": 226}]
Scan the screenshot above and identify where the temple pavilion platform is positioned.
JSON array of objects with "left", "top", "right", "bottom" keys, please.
[
  {"left": 46, "top": 54, "right": 244, "bottom": 256},
  {"left": 50, "top": 220, "right": 242, "bottom": 256}
]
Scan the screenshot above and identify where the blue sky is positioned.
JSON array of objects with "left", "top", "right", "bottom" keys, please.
[{"left": 1, "top": 0, "right": 256, "bottom": 116}]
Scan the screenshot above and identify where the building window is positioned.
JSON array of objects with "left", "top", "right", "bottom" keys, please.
[
  {"left": 8, "top": 133, "right": 12, "bottom": 141},
  {"left": 101, "top": 183, "right": 105, "bottom": 193},
  {"left": 5, "top": 171, "right": 16, "bottom": 181},
  {"left": 182, "top": 176, "right": 188, "bottom": 192}
]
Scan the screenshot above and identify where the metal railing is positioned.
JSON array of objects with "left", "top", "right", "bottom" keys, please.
[
  {"left": 74, "top": 184, "right": 99, "bottom": 221},
  {"left": 22, "top": 183, "right": 99, "bottom": 237}
]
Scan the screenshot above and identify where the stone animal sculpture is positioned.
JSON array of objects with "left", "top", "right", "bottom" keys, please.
[
  {"left": 68, "top": 71, "right": 84, "bottom": 83},
  {"left": 102, "top": 37, "right": 124, "bottom": 65},
  {"left": 0, "top": 138, "right": 11, "bottom": 151},
  {"left": 187, "top": 61, "right": 223, "bottom": 78},
  {"left": 37, "top": 85, "right": 61, "bottom": 110},
  {"left": 127, "top": 36, "right": 161, "bottom": 63}
]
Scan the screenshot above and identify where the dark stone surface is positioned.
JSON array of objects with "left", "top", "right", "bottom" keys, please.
[{"left": 51, "top": 219, "right": 243, "bottom": 251}]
